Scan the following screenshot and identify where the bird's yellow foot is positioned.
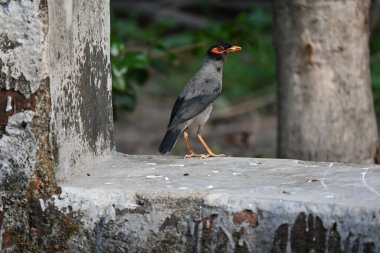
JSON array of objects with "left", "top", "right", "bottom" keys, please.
[
  {"left": 200, "top": 153, "right": 225, "bottom": 159},
  {"left": 184, "top": 153, "right": 202, "bottom": 159}
]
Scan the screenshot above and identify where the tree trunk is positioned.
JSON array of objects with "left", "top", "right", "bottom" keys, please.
[{"left": 274, "top": 0, "right": 379, "bottom": 163}]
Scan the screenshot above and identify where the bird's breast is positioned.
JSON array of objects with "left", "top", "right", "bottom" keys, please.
[{"left": 188, "top": 103, "right": 213, "bottom": 130}]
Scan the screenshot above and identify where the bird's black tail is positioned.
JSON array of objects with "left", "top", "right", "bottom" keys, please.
[{"left": 158, "top": 128, "right": 182, "bottom": 154}]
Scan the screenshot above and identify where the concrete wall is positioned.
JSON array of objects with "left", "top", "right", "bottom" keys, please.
[
  {"left": 0, "top": 0, "right": 113, "bottom": 180},
  {"left": 0, "top": 0, "right": 112, "bottom": 251}
]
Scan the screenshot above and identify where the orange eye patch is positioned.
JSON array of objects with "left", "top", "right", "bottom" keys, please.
[{"left": 211, "top": 47, "right": 225, "bottom": 54}]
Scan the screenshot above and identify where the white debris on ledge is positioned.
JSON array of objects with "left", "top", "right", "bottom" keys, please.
[{"left": 5, "top": 96, "right": 12, "bottom": 112}]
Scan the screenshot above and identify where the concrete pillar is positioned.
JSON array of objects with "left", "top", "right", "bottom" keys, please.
[
  {"left": 0, "top": 0, "right": 112, "bottom": 251},
  {"left": 47, "top": 0, "right": 113, "bottom": 180}
]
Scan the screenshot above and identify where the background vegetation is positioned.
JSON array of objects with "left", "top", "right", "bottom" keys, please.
[
  {"left": 371, "top": 24, "right": 380, "bottom": 114},
  {"left": 111, "top": 1, "right": 380, "bottom": 117},
  {"left": 110, "top": 3, "right": 274, "bottom": 114}
]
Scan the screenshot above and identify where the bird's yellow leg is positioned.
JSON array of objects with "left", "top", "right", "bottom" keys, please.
[
  {"left": 183, "top": 129, "right": 201, "bottom": 159},
  {"left": 197, "top": 134, "right": 225, "bottom": 159}
]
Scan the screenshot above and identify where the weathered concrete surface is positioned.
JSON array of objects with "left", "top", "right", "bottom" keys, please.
[
  {"left": 54, "top": 154, "right": 380, "bottom": 252},
  {"left": 0, "top": 0, "right": 112, "bottom": 251},
  {"left": 47, "top": 0, "right": 113, "bottom": 180},
  {"left": 0, "top": 0, "right": 113, "bottom": 179},
  {"left": 0, "top": 0, "right": 45, "bottom": 96}
]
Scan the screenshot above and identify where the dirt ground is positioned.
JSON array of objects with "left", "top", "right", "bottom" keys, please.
[{"left": 114, "top": 93, "right": 277, "bottom": 158}]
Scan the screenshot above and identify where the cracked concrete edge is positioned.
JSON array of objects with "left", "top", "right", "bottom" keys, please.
[{"left": 51, "top": 185, "right": 380, "bottom": 253}]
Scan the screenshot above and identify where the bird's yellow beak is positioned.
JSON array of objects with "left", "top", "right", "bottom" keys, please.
[{"left": 227, "top": 46, "right": 242, "bottom": 53}]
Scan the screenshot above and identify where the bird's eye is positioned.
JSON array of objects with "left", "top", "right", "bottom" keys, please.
[{"left": 211, "top": 47, "right": 224, "bottom": 54}]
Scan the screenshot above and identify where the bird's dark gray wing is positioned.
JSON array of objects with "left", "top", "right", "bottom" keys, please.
[
  {"left": 167, "top": 93, "right": 219, "bottom": 130},
  {"left": 168, "top": 96, "right": 185, "bottom": 127}
]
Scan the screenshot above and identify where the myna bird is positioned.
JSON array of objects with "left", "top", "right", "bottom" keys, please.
[{"left": 158, "top": 43, "right": 242, "bottom": 159}]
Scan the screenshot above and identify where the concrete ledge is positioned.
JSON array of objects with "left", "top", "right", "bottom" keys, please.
[{"left": 53, "top": 153, "right": 380, "bottom": 252}]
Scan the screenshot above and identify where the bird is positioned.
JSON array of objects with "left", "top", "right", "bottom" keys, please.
[{"left": 158, "top": 42, "right": 242, "bottom": 159}]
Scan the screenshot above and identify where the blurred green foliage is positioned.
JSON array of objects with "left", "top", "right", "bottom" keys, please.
[
  {"left": 371, "top": 25, "right": 380, "bottom": 114},
  {"left": 110, "top": 9, "right": 274, "bottom": 112},
  {"left": 111, "top": 8, "right": 380, "bottom": 115},
  {"left": 110, "top": 34, "right": 150, "bottom": 111}
]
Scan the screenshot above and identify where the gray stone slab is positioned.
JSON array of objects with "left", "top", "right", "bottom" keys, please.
[
  {"left": 56, "top": 153, "right": 380, "bottom": 252},
  {"left": 64, "top": 153, "right": 380, "bottom": 208}
]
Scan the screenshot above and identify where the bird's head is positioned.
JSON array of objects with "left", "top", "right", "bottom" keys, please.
[{"left": 206, "top": 43, "right": 242, "bottom": 61}]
